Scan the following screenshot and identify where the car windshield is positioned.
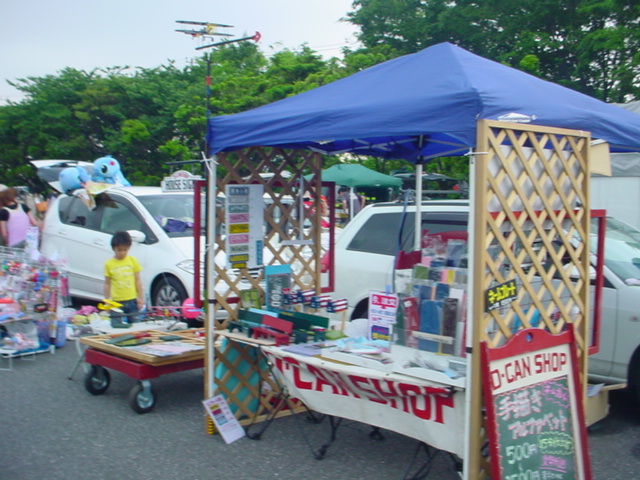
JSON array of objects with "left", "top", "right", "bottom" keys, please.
[
  {"left": 593, "top": 217, "right": 640, "bottom": 282},
  {"left": 347, "top": 211, "right": 468, "bottom": 255},
  {"left": 138, "top": 194, "right": 206, "bottom": 238}
]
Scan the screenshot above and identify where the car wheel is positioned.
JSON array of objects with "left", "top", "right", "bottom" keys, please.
[
  {"left": 151, "top": 276, "right": 197, "bottom": 326},
  {"left": 631, "top": 352, "right": 640, "bottom": 403},
  {"left": 352, "top": 300, "right": 369, "bottom": 320},
  {"left": 152, "top": 276, "right": 187, "bottom": 307}
]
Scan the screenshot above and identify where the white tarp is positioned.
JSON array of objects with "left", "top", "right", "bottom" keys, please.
[
  {"left": 609, "top": 101, "right": 640, "bottom": 177},
  {"left": 261, "top": 346, "right": 467, "bottom": 457},
  {"left": 590, "top": 101, "right": 640, "bottom": 228}
]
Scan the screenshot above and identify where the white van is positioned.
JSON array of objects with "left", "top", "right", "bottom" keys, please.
[{"left": 330, "top": 200, "right": 640, "bottom": 398}]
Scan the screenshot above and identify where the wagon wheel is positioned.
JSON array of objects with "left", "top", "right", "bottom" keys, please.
[
  {"left": 84, "top": 365, "right": 111, "bottom": 395},
  {"left": 128, "top": 381, "right": 156, "bottom": 414}
]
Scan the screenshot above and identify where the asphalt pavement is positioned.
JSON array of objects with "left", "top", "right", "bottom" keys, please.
[{"left": 1, "top": 341, "right": 639, "bottom": 480}]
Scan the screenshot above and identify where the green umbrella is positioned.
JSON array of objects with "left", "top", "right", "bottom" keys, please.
[{"left": 308, "top": 164, "right": 402, "bottom": 189}]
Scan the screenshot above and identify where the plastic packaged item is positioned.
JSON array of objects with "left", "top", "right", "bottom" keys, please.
[
  {"left": 54, "top": 320, "right": 67, "bottom": 348},
  {"left": 35, "top": 320, "right": 52, "bottom": 348},
  {"left": 3, "top": 321, "right": 39, "bottom": 351},
  {"left": 446, "top": 239, "right": 467, "bottom": 267}
]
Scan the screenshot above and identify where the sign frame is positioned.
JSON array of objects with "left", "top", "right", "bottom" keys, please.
[
  {"left": 480, "top": 327, "right": 592, "bottom": 480},
  {"left": 161, "top": 170, "right": 203, "bottom": 192}
]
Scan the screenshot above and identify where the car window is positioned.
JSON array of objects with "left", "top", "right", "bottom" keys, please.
[
  {"left": 59, "top": 196, "right": 101, "bottom": 229},
  {"left": 592, "top": 217, "right": 640, "bottom": 283},
  {"left": 138, "top": 194, "right": 206, "bottom": 238},
  {"left": 347, "top": 211, "right": 468, "bottom": 255},
  {"left": 99, "top": 198, "right": 144, "bottom": 234}
]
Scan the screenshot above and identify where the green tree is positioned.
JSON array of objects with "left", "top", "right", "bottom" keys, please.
[
  {"left": 346, "top": 0, "right": 640, "bottom": 102},
  {"left": 0, "top": 43, "right": 347, "bottom": 186}
]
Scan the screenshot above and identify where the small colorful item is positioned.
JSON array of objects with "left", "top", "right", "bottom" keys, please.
[
  {"left": 327, "top": 298, "right": 348, "bottom": 313},
  {"left": 297, "top": 289, "right": 316, "bottom": 305},
  {"left": 310, "top": 294, "right": 331, "bottom": 309},
  {"left": 98, "top": 298, "right": 123, "bottom": 310}
]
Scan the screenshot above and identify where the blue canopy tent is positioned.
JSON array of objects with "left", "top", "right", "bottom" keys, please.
[
  {"left": 208, "top": 41, "right": 640, "bottom": 251},
  {"left": 207, "top": 42, "right": 640, "bottom": 160},
  {"left": 204, "top": 45, "right": 640, "bottom": 470}
]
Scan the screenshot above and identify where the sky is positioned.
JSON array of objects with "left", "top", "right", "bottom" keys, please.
[{"left": 0, "top": 0, "right": 360, "bottom": 104}]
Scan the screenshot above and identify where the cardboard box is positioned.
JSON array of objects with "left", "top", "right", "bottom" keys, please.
[{"left": 586, "top": 383, "right": 626, "bottom": 426}]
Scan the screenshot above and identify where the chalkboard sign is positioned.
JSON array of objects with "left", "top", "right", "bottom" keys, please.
[{"left": 480, "top": 327, "right": 592, "bottom": 480}]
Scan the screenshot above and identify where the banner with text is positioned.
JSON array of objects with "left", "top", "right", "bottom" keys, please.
[{"left": 262, "top": 346, "right": 466, "bottom": 457}]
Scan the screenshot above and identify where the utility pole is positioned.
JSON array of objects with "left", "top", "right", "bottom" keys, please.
[
  {"left": 175, "top": 20, "right": 261, "bottom": 152},
  {"left": 176, "top": 21, "right": 261, "bottom": 403}
]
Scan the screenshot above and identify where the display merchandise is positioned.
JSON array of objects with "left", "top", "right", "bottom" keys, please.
[{"left": 0, "top": 246, "right": 70, "bottom": 359}]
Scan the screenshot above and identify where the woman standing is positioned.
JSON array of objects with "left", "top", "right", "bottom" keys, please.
[{"left": 0, "top": 187, "right": 41, "bottom": 248}]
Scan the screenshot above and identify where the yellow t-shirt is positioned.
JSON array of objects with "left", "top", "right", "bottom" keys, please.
[{"left": 104, "top": 255, "right": 142, "bottom": 302}]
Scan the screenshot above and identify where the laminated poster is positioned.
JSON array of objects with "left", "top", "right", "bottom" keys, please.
[
  {"left": 202, "top": 395, "right": 246, "bottom": 444},
  {"left": 368, "top": 291, "right": 398, "bottom": 352},
  {"left": 225, "top": 184, "right": 264, "bottom": 269}
]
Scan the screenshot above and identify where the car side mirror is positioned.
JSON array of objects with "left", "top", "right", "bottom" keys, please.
[
  {"left": 128, "top": 230, "right": 146, "bottom": 243},
  {"left": 569, "top": 265, "right": 596, "bottom": 280}
]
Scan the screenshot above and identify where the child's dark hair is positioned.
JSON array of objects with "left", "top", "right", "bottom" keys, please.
[{"left": 111, "top": 231, "right": 132, "bottom": 249}]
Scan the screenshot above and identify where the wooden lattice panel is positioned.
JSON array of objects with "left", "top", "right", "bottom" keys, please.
[
  {"left": 475, "top": 122, "right": 591, "bottom": 358},
  {"left": 214, "top": 148, "right": 323, "bottom": 327},
  {"left": 468, "top": 120, "right": 592, "bottom": 479},
  {"left": 213, "top": 334, "right": 305, "bottom": 427}
]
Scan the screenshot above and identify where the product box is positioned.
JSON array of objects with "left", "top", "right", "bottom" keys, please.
[
  {"left": 586, "top": 383, "right": 626, "bottom": 426},
  {"left": 0, "top": 299, "right": 21, "bottom": 315}
]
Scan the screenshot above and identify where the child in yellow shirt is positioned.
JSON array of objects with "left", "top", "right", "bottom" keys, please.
[{"left": 104, "top": 231, "right": 144, "bottom": 325}]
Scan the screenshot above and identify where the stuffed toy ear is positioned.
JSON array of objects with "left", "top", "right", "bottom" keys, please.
[{"left": 59, "top": 166, "right": 89, "bottom": 195}]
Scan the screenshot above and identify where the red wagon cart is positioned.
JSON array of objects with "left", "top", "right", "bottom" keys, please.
[{"left": 80, "top": 329, "right": 205, "bottom": 413}]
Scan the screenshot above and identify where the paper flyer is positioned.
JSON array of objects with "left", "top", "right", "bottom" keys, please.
[
  {"left": 368, "top": 291, "right": 399, "bottom": 352},
  {"left": 202, "top": 395, "right": 246, "bottom": 444}
]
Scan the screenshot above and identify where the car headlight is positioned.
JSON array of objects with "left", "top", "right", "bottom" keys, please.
[{"left": 177, "top": 260, "right": 205, "bottom": 277}]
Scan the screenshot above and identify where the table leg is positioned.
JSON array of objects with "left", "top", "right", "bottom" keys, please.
[
  {"left": 68, "top": 334, "right": 93, "bottom": 380},
  {"left": 245, "top": 347, "right": 327, "bottom": 461},
  {"left": 315, "top": 416, "right": 343, "bottom": 459},
  {"left": 401, "top": 442, "right": 441, "bottom": 480}
]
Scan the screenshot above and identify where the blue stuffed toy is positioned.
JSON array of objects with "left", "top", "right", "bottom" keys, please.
[
  {"left": 92, "top": 155, "right": 131, "bottom": 186},
  {"left": 58, "top": 166, "right": 91, "bottom": 195}
]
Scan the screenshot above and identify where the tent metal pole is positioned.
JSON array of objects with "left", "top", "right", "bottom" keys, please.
[
  {"left": 414, "top": 135, "right": 425, "bottom": 251},
  {"left": 205, "top": 155, "right": 218, "bottom": 398},
  {"left": 414, "top": 163, "right": 423, "bottom": 251},
  {"left": 349, "top": 187, "right": 355, "bottom": 222},
  {"left": 299, "top": 176, "right": 306, "bottom": 239}
]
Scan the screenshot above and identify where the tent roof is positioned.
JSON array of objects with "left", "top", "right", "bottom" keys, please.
[
  {"left": 207, "top": 42, "right": 640, "bottom": 161},
  {"left": 309, "top": 164, "right": 402, "bottom": 189}
]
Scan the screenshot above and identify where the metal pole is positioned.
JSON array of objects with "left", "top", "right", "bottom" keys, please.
[
  {"left": 414, "top": 163, "right": 423, "bottom": 251},
  {"left": 204, "top": 53, "right": 215, "bottom": 398},
  {"left": 205, "top": 155, "right": 218, "bottom": 398},
  {"left": 204, "top": 53, "right": 211, "bottom": 154},
  {"left": 414, "top": 135, "right": 425, "bottom": 251},
  {"left": 349, "top": 187, "right": 355, "bottom": 222}
]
